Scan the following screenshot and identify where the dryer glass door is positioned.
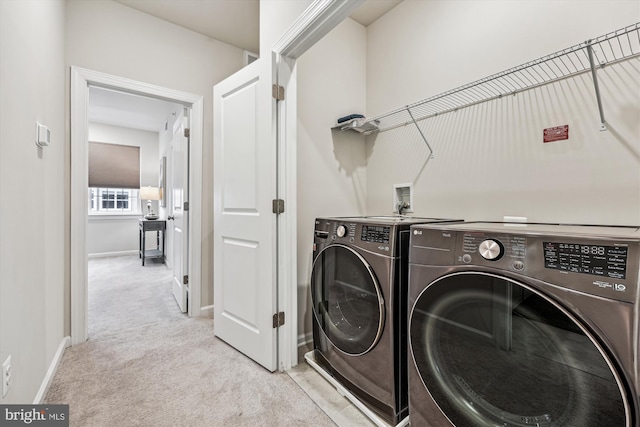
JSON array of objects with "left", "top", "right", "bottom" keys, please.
[
  {"left": 410, "top": 272, "right": 629, "bottom": 427},
  {"left": 311, "top": 244, "right": 384, "bottom": 355}
]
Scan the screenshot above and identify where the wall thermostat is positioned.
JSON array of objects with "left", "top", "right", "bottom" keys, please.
[{"left": 36, "top": 122, "right": 50, "bottom": 147}]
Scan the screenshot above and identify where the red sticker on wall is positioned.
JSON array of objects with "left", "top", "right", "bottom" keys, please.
[{"left": 543, "top": 125, "right": 569, "bottom": 143}]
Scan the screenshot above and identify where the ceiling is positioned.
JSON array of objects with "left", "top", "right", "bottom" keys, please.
[
  {"left": 349, "top": 0, "right": 402, "bottom": 27},
  {"left": 94, "top": 0, "right": 403, "bottom": 132},
  {"left": 114, "top": 0, "right": 261, "bottom": 53},
  {"left": 89, "top": 87, "right": 183, "bottom": 132},
  {"left": 114, "top": 0, "right": 402, "bottom": 53}
]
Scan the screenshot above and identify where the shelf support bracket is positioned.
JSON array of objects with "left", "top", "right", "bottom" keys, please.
[
  {"left": 406, "top": 107, "right": 434, "bottom": 158},
  {"left": 586, "top": 40, "right": 608, "bottom": 132}
]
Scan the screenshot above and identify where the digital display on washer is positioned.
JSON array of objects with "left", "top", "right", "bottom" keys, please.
[
  {"left": 361, "top": 225, "right": 390, "bottom": 244},
  {"left": 543, "top": 242, "right": 627, "bottom": 279}
]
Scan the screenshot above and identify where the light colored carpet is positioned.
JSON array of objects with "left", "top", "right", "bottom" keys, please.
[{"left": 45, "top": 255, "right": 336, "bottom": 427}]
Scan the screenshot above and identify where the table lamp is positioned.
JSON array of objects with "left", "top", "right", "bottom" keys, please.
[{"left": 140, "top": 186, "right": 161, "bottom": 220}]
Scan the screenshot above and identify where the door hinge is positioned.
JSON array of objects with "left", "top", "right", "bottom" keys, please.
[
  {"left": 272, "top": 84, "right": 284, "bottom": 101},
  {"left": 272, "top": 199, "right": 285, "bottom": 214},
  {"left": 184, "top": 201, "right": 189, "bottom": 211},
  {"left": 183, "top": 275, "right": 189, "bottom": 285},
  {"left": 272, "top": 312, "right": 285, "bottom": 328},
  {"left": 184, "top": 128, "right": 190, "bottom": 138}
]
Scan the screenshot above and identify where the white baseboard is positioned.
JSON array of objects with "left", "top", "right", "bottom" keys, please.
[
  {"left": 200, "top": 305, "right": 214, "bottom": 315},
  {"left": 297, "top": 332, "right": 313, "bottom": 347},
  {"left": 88, "top": 250, "right": 138, "bottom": 259},
  {"left": 34, "top": 336, "right": 70, "bottom": 404}
]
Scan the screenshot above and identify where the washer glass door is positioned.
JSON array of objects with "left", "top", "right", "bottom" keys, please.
[
  {"left": 410, "top": 272, "right": 629, "bottom": 427},
  {"left": 311, "top": 244, "right": 384, "bottom": 355}
]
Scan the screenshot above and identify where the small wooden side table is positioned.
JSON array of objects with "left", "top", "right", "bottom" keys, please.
[{"left": 139, "top": 219, "right": 166, "bottom": 266}]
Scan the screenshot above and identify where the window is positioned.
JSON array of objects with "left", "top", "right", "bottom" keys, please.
[
  {"left": 87, "top": 141, "right": 142, "bottom": 215},
  {"left": 88, "top": 142, "right": 140, "bottom": 188},
  {"left": 89, "top": 188, "right": 140, "bottom": 214}
]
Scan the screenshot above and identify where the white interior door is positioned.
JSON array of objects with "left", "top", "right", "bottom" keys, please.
[
  {"left": 213, "top": 56, "right": 278, "bottom": 371},
  {"left": 171, "top": 108, "right": 189, "bottom": 313}
]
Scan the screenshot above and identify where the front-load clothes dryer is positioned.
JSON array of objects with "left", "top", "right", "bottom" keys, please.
[
  {"left": 311, "top": 216, "right": 461, "bottom": 425},
  {"left": 407, "top": 222, "right": 639, "bottom": 427}
]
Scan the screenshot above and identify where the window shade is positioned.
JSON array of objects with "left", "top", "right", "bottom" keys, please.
[{"left": 88, "top": 142, "right": 140, "bottom": 189}]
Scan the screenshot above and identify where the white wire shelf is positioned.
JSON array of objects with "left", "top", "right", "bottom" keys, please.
[{"left": 365, "top": 22, "right": 640, "bottom": 136}]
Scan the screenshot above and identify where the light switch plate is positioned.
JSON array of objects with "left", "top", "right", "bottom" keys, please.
[{"left": 36, "top": 122, "right": 51, "bottom": 147}]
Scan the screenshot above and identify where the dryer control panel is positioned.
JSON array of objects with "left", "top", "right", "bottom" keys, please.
[
  {"left": 543, "top": 242, "right": 627, "bottom": 279},
  {"left": 462, "top": 233, "right": 526, "bottom": 262},
  {"left": 410, "top": 224, "right": 639, "bottom": 303},
  {"left": 455, "top": 232, "right": 637, "bottom": 304}
]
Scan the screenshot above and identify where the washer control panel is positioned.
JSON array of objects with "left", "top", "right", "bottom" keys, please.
[
  {"left": 361, "top": 225, "right": 391, "bottom": 244},
  {"left": 317, "top": 219, "right": 398, "bottom": 255},
  {"left": 331, "top": 222, "right": 356, "bottom": 239}
]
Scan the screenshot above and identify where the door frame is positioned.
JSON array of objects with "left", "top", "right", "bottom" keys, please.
[
  {"left": 70, "top": 66, "right": 204, "bottom": 345},
  {"left": 270, "top": 0, "right": 364, "bottom": 370}
]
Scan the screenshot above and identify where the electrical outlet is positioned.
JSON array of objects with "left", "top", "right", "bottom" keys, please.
[{"left": 2, "top": 355, "right": 11, "bottom": 398}]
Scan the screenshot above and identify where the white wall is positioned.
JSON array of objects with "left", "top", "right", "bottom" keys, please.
[
  {"left": 259, "top": 0, "right": 313, "bottom": 55},
  {"left": 0, "top": 0, "right": 66, "bottom": 404},
  {"left": 66, "top": 0, "right": 244, "bottom": 316},
  {"left": 87, "top": 123, "right": 159, "bottom": 255},
  {"left": 365, "top": 1, "right": 640, "bottom": 225},
  {"left": 296, "top": 18, "right": 368, "bottom": 340}
]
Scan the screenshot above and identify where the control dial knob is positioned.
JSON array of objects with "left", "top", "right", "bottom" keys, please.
[
  {"left": 336, "top": 225, "right": 347, "bottom": 238},
  {"left": 478, "top": 239, "right": 504, "bottom": 261}
]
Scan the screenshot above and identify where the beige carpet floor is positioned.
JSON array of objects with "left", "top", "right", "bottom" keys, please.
[{"left": 44, "top": 255, "right": 336, "bottom": 427}]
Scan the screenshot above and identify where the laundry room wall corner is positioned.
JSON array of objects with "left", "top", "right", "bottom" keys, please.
[{"left": 297, "top": 17, "right": 368, "bottom": 343}]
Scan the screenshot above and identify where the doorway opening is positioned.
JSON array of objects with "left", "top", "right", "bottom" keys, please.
[
  {"left": 86, "top": 86, "right": 190, "bottom": 333},
  {"left": 71, "top": 67, "right": 204, "bottom": 345}
]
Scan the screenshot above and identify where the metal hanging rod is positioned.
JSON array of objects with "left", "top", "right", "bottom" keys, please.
[{"left": 366, "top": 22, "right": 640, "bottom": 133}]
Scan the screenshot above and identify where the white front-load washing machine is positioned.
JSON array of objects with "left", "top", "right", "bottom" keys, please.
[
  {"left": 407, "top": 222, "right": 639, "bottom": 427},
  {"left": 311, "top": 216, "right": 461, "bottom": 425}
]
